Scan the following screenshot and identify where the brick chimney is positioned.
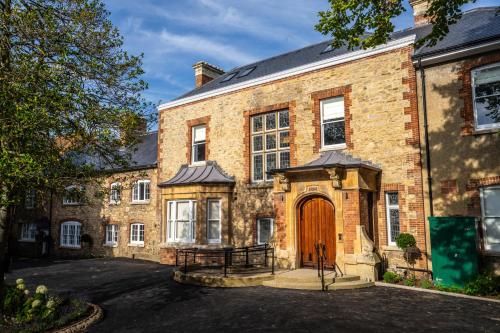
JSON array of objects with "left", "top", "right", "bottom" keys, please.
[
  {"left": 193, "top": 61, "right": 224, "bottom": 88},
  {"left": 409, "top": 0, "right": 432, "bottom": 26}
]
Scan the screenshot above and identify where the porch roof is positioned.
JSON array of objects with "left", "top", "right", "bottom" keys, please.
[
  {"left": 158, "top": 161, "right": 235, "bottom": 187},
  {"left": 269, "top": 150, "right": 381, "bottom": 175}
]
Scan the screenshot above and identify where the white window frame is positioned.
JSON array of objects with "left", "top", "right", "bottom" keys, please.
[
  {"left": 471, "top": 63, "right": 500, "bottom": 131},
  {"left": 257, "top": 218, "right": 274, "bottom": 245},
  {"left": 385, "top": 192, "right": 400, "bottom": 246},
  {"left": 130, "top": 223, "right": 144, "bottom": 245},
  {"left": 109, "top": 182, "right": 121, "bottom": 205},
  {"left": 320, "top": 96, "right": 347, "bottom": 150},
  {"left": 60, "top": 221, "right": 81, "bottom": 248},
  {"left": 132, "top": 180, "right": 150, "bottom": 204},
  {"left": 25, "top": 189, "right": 36, "bottom": 209},
  {"left": 62, "top": 185, "right": 83, "bottom": 205},
  {"left": 207, "top": 199, "right": 222, "bottom": 244},
  {"left": 105, "top": 224, "right": 118, "bottom": 246},
  {"left": 251, "top": 110, "right": 290, "bottom": 183},
  {"left": 480, "top": 185, "right": 500, "bottom": 252},
  {"left": 19, "top": 223, "right": 37, "bottom": 242},
  {"left": 191, "top": 125, "right": 206, "bottom": 165},
  {"left": 167, "top": 200, "right": 196, "bottom": 243}
]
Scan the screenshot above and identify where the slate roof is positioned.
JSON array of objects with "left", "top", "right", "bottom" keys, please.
[
  {"left": 159, "top": 161, "right": 235, "bottom": 187},
  {"left": 174, "top": 7, "right": 499, "bottom": 101},
  {"left": 270, "top": 150, "right": 380, "bottom": 174}
]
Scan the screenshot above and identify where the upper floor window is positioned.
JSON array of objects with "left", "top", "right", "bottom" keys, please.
[
  {"left": 63, "top": 185, "right": 83, "bottom": 205},
  {"left": 106, "top": 224, "right": 118, "bottom": 246},
  {"left": 167, "top": 200, "right": 196, "bottom": 243},
  {"left": 130, "top": 223, "right": 144, "bottom": 245},
  {"left": 385, "top": 192, "right": 400, "bottom": 246},
  {"left": 207, "top": 199, "right": 221, "bottom": 243},
  {"left": 472, "top": 63, "right": 500, "bottom": 131},
  {"left": 132, "top": 180, "right": 150, "bottom": 203},
  {"left": 20, "top": 223, "right": 37, "bottom": 241},
  {"left": 251, "top": 110, "right": 290, "bottom": 182},
  {"left": 257, "top": 218, "right": 274, "bottom": 245},
  {"left": 110, "top": 182, "right": 121, "bottom": 205},
  {"left": 192, "top": 125, "right": 206, "bottom": 164},
  {"left": 321, "top": 96, "right": 346, "bottom": 149},
  {"left": 25, "top": 189, "right": 36, "bottom": 209},
  {"left": 480, "top": 186, "right": 500, "bottom": 252},
  {"left": 60, "top": 221, "right": 81, "bottom": 248}
]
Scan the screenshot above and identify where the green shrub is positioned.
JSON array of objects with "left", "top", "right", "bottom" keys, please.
[
  {"left": 434, "top": 284, "right": 464, "bottom": 293},
  {"left": 419, "top": 279, "right": 433, "bottom": 289},
  {"left": 464, "top": 272, "right": 500, "bottom": 296},
  {"left": 383, "top": 271, "right": 402, "bottom": 284},
  {"left": 404, "top": 276, "right": 416, "bottom": 287},
  {"left": 395, "top": 233, "right": 416, "bottom": 250}
]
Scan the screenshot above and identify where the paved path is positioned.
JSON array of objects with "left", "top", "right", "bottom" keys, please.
[{"left": 6, "top": 258, "right": 500, "bottom": 332}]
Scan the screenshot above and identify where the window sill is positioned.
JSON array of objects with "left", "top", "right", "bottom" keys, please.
[
  {"left": 382, "top": 245, "right": 401, "bottom": 252},
  {"left": 59, "top": 245, "right": 81, "bottom": 250},
  {"left": 104, "top": 243, "right": 118, "bottom": 248},
  {"left": 109, "top": 202, "right": 121, "bottom": 206},
  {"left": 471, "top": 127, "right": 500, "bottom": 136},
  {"left": 164, "top": 241, "right": 195, "bottom": 247},
  {"left": 18, "top": 239, "right": 35, "bottom": 243},
  {"left": 320, "top": 144, "right": 347, "bottom": 152},
  {"left": 248, "top": 181, "right": 273, "bottom": 189},
  {"left": 190, "top": 161, "right": 206, "bottom": 167},
  {"left": 62, "top": 203, "right": 82, "bottom": 207},
  {"left": 131, "top": 201, "right": 150, "bottom": 205},
  {"left": 128, "top": 243, "right": 144, "bottom": 247}
]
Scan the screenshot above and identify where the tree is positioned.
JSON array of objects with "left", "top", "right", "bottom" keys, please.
[
  {"left": 315, "top": 0, "right": 478, "bottom": 50},
  {"left": 0, "top": 0, "right": 152, "bottom": 311}
]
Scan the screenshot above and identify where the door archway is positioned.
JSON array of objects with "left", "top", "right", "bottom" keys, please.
[{"left": 298, "top": 195, "right": 336, "bottom": 268}]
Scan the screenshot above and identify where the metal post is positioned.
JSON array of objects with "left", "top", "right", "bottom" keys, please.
[
  {"left": 315, "top": 243, "right": 320, "bottom": 278},
  {"left": 175, "top": 249, "right": 178, "bottom": 267},
  {"left": 264, "top": 243, "right": 268, "bottom": 267},
  {"left": 320, "top": 253, "right": 325, "bottom": 291},
  {"left": 224, "top": 249, "right": 228, "bottom": 277},
  {"left": 184, "top": 252, "right": 188, "bottom": 274},
  {"left": 271, "top": 248, "right": 275, "bottom": 275},
  {"left": 245, "top": 246, "right": 249, "bottom": 267}
]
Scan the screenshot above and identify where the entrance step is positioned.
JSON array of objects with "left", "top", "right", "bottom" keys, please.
[{"left": 261, "top": 269, "right": 373, "bottom": 291}]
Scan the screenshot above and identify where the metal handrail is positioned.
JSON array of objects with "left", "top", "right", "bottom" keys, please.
[
  {"left": 175, "top": 244, "right": 275, "bottom": 277},
  {"left": 314, "top": 242, "right": 327, "bottom": 291}
]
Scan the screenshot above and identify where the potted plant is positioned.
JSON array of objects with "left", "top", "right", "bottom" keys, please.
[{"left": 395, "top": 233, "right": 418, "bottom": 280}]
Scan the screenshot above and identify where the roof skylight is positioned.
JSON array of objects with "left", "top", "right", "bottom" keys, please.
[
  {"left": 237, "top": 66, "right": 256, "bottom": 78},
  {"left": 221, "top": 72, "right": 238, "bottom": 82}
]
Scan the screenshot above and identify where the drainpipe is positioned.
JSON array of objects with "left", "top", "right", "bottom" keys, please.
[{"left": 418, "top": 58, "right": 434, "bottom": 217}]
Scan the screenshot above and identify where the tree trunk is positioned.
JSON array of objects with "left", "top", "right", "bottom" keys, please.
[{"left": 0, "top": 201, "right": 9, "bottom": 319}]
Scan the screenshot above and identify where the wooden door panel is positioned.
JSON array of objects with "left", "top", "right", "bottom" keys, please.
[{"left": 299, "top": 196, "right": 336, "bottom": 268}]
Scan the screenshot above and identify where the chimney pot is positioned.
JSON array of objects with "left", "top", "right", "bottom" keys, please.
[{"left": 193, "top": 61, "right": 224, "bottom": 88}]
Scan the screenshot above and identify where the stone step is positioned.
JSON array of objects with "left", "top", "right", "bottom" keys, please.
[
  {"left": 274, "top": 272, "right": 359, "bottom": 284},
  {"left": 262, "top": 279, "right": 374, "bottom": 291}
]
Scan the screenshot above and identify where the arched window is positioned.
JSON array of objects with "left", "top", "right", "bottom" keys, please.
[{"left": 60, "top": 221, "right": 81, "bottom": 248}]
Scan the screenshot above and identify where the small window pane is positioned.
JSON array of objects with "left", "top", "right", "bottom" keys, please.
[
  {"left": 252, "top": 116, "right": 263, "bottom": 133},
  {"left": 279, "top": 131, "right": 290, "bottom": 148},
  {"left": 168, "top": 202, "right": 175, "bottom": 219},
  {"left": 193, "top": 126, "right": 206, "bottom": 142},
  {"left": 208, "top": 220, "right": 220, "bottom": 241},
  {"left": 322, "top": 97, "right": 344, "bottom": 120},
  {"left": 253, "top": 135, "right": 263, "bottom": 152},
  {"left": 323, "top": 121, "right": 346, "bottom": 146},
  {"left": 177, "top": 202, "right": 190, "bottom": 220},
  {"left": 266, "top": 113, "right": 276, "bottom": 130},
  {"left": 389, "top": 209, "right": 400, "bottom": 243},
  {"left": 279, "top": 110, "right": 289, "bottom": 128},
  {"left": 474, "top": 96, "right": 500, "bottom": 126},
  {"left": 208, "top": 200, "right": 220, "bottom": 219},
  {"left": 387, "top": 193, "right": 399, "bottom": 206},
  {"left": 258, "top": 219, "right": 272, "bottom": 244},
  {"left": 194, "top": 143, "right": 206, "bottom": 162},
  {"left": 253, "top": 155, "right": 263, "bottom": 181},
  {"left": 176, "top": 221, "right": 190, "bottom": 240},
  {"left": 483, "top": 217, "right": 500, "bottom": 249},
  {"left": 483, "top": 187, "right": 500, "bottom": 216},
  {"left": 280, "top": 151, "right": 290, "bottom": 169},
  {"left": 266, "top": 134, "right": 276, "bottom": 150},
  {"left": 266, "top": 153, "right": 277, "bottom": 173}
]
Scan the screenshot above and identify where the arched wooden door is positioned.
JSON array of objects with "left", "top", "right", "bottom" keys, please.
[{"left": 299, "top": 196, "right": 336, "bottom": 268}]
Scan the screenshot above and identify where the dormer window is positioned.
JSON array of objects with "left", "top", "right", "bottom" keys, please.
[{"left": 192, "top": 125, "right": 206, "bottom": 164}]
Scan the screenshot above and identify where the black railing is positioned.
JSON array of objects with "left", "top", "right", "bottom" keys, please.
[
  {"left": 314, "top": 242, "right": 327, "bottom": 291},
  {"left": 175, "top": 244, "right": 275, "bottom": 277}
]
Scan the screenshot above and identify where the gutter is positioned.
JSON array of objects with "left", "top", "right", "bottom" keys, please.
[{"left": 417, "top": 58, "right": 434, "bottom": 217}]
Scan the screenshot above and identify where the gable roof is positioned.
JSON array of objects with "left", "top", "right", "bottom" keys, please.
[{"left": 159, "top": 7, "right": 499, "bottom": 110}]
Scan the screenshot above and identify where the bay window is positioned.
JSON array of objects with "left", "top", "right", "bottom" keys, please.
[
  {"left": 167, "top": 200, "right": 196, "bottom": 243},
  {"left": 251, "top": 110, "right": 290, "bottom": 182}
]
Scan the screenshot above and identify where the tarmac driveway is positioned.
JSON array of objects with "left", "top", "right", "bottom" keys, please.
[{"left": 6, "top": 258, "right": 500, "bottom": 332}]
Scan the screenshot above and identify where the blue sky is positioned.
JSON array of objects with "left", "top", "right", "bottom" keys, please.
[{"left": 104, "top": 0, "right": 498, "bottom": 106}]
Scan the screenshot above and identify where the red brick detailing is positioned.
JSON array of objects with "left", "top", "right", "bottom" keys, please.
[
  {"left": 311, "top": 85, "right": 353, "bottom": 153},
  {"left": 186, "top": 116, "right": 211, "bottom": 164},
  {"left": 273, "top": 193, "right": 286, "bottom": 250},
  {"left": 440, "top": 179, "right": 458, "bottom": 195},
  {"left": 195, "top": 74, "right": 215, "bottom": 87},
  {"left": 243, "top": 102, "right": 297, "bottom": 183},
  {"left": 342, "top": 190, "right": 361, "bottom": 254},
  {"left": 159, "top": 247, "right": 177, "bottom": 265},
  {"left": 413, "top": 14, "right": 429, "bottom": 26},
  {"left": 458, "top": 52, "right": 500, "bottom": 136},
  {"left": 466, "top": 176, "right": 500, "bottom": 216}
]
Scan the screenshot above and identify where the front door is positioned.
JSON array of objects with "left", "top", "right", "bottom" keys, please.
[{"left": 299, "top": 196, "right": 336, "bottom": 268}]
